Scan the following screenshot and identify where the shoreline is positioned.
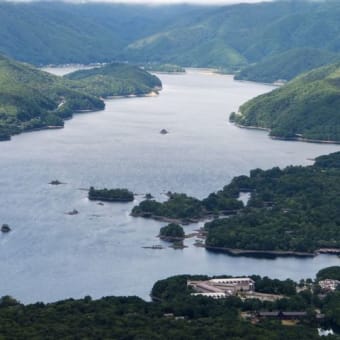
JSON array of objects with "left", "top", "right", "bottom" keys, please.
[
  {"left": 130, "top": 212, "right": 207, "bottom": 225},
  {"left": 151, "top": 71, "right": 186, "bottom": 75},
  {"left": 131, "top": 210, "right": 237, "bottom": 225},
  {"left": 204, "top": 245, "right": 340, "bottom": 258},
  {"left": 233, "top": 77, "right": 283, "bottom": 87},
  {"left": 106, "top": 90, "right": 160, "bottom": 100},
  {"left": 1, "top": 88, "right": 161, "bottom": 142},
  {"left": 234, "top": 123, "right": 340, "bottom": 145}
]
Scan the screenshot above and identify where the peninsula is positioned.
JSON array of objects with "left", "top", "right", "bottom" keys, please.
[
  {"left": 0, "top": 55, "right": 161, "bottom": 141},
  {"left": 131, "top": 192, "right": 243, "bottom": 224},
  {"left": 132, "top": 151, "right": 340, "bottom": 256},
  {"left": 231, "top": 62, "right": 340, "bottom": 143}
]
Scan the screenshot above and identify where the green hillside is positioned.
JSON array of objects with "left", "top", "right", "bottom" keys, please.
[
  {"left": 235, "top": 48, "right": 340, "bottom": 83},
  {"left": 0, "top": 2, "right": 208, "bottom": 65},
  {"left": 125, "top": 28, "right": 247, "bottom": 69},
  {"left": 65, "top": 63, "right": 161, "bottom": 98},
  {"left": 0, "top": 55, "right": 103, "bottom": 140},
  {"left": 3, "top": 1, "right": 340, "bottom": 76},
  {"left": 120, "top": 1, "right": 340, "bottom": 69},
  {"left": 0, "top": 55, "right": 161, "bottom": 141},
  {"left": 232, "top": 62, "right": 340, "bottom": 142},
  {"left": 242, "top": 1, "right": 340, "bottom": 62}
]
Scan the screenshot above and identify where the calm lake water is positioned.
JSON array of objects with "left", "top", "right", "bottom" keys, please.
[{"left": 0, "top": 69, "right": 339, "bottom": 304}]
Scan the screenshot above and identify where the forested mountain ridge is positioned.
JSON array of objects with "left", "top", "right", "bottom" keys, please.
[
  {"left": 232, "top": 62, "right": 340, "bottom": 142},
  {"left": 2, "top": 1, "right": 340, "bottom": 74},
  {"left": 122, "top": 1, "right": 315, "bottom": 69},
  {"left": 235, "top": 48, "right": 340, "bottom": 83},
  {"left": 0, "top": 2, "right": 209, "bottom": 65},
  {"left": 0, "top": 55, "right": 161, "bottom": 141}
]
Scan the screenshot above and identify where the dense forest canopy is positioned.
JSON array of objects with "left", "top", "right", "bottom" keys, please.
[
  {"left": 232, "top": 62, "right": 340, "bottom": 142},
  {"left": 88, "top": 187, "right": 135, "bottom": 202},
  {"left": 132, "top": 152, "right": 340, "bottom": 253},
  {"left": 0, "top": 268, "right": 339, "bottom": 339},
  {"left": 132, "top": 191, "right": 243, "bottom": 222},
  {"left": 204, "top": 151, "right": 340, "bottom": 253}
]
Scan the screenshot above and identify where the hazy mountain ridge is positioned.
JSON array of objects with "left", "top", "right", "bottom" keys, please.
[
  {"left": 0, "top": 2, "right": 208, "bottom": 65},
  {"left": 1, "top": 1, "right": 339, "bottom": 71},
  {"left": 235, "top": 48, "right": 340, "bottom": 83}
]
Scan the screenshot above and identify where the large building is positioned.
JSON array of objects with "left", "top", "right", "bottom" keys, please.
[
  {"left": 209, "top": 278, "right": 255, "bottom": 292},
  {"left": 188, "top": 277, "right": 284, "bottom": 301},
  {"left": 188, "top": 277, "right": 255, "bottom": 298}
]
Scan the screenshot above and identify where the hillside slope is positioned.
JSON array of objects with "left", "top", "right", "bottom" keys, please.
[
  {"left": 65, "top": 63, "right": 161, "bottom": 98},
  {"left": 232, "top": 62, "right": 340, "bottom": 142},
  {"left": 0, "top": 2, "right": 207, "bottom": 65},
  {"left": 235, "top": 48, "right": 340, "bottom": 83},
  {"left": 0, "top": 55, "right": 161, "bottom": 141},
  {"left": 0, "top": 55, "right": 104, "bottom": 140},
  {"left": 123, "top": 1, "right": 309, "bottom": 69}
]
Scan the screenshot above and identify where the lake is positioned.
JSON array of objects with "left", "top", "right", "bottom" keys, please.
[{"left": 0, "top": 69, "right": 339, "bottom": 304}]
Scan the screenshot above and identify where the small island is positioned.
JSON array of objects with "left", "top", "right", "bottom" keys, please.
[
  {"left": 49, "top": 180, "right": 64, "bottom": 185},
  {"left": 159, "top": 223, "right": 185, "bottom": 241},
  {"left": 88, "top": 187, "right": 134, "bottom": 202},
  {"left": 66, "top": 209, "right": 79, "bottom": 216},
  {"left": 1, "top": 224, "right": 11, "bottom": 233}
]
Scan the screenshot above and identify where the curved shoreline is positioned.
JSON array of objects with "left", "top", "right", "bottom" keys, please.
[
  {"left": 130, "top": 210, "right": 237, "bottom": 225},
  {"left": 2, "top": 88, "right": 161, "bottom": 142},
  {"left": 204, "top": 245, "right": 340, "bottom": 258},
  {"left": 130, "top": 212, "right": 207, "bottom": 225},
  {"left": 234, "top": 123, "right": 340, "bottom": 145}
]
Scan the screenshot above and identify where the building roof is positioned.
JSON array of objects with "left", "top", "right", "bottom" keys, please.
[
  {"left": 258, "top": 311, "right": 307, "bottom": 318},
  {"left": 195, "top": 282, "right": 225, "bottom": 293},
  {"left": 210, "top": 278, "right": 254, "bottom": 283}
]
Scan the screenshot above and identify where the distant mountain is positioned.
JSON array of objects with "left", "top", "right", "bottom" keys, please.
[
  {"left": 122, "top": 1, "right": 309, "bottom": 69},
  {"left": 2, "top": 2, "right": 340, "bottom": 79},
  {"left": 235, "top": 48, "right": 340, "bottom": 83},
  {"left": 0, "top": 55, "right": 161, "bottom": 141},
  {"left": 231, "top": 62, "right": 340, "bottom": 142},
  {"left": 241, "top": 1, "right": 340, "bottom": 62},
  {"left": 0, "top": 2, "right": 207, "bottom": 65}
]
